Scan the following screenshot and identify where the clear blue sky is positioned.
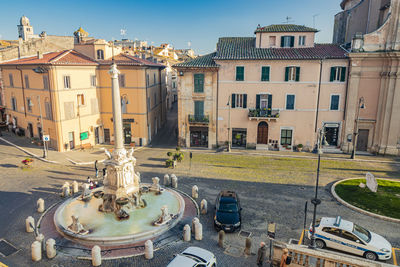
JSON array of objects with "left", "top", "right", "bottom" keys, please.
[{"left": 0, "top": 0, "right": 342, "bottom": 54}]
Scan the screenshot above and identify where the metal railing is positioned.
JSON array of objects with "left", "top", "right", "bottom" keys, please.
[
  {"left": 188, "top": 114, "right": 209, "bottom": 123},
  {"left": 248, "top": 108, "right": 280, "bottom": 118}
]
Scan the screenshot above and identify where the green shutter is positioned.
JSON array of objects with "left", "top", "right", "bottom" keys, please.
[
  {"left": 236, "top": 67, "right": 244, "bottom": 81},
  {"left": 267, "top": 94, "right": 272, "bottom": 109},
  {"left": 243, "top": 94, "right": 247, "bottom": 108},
  {"left": 295, "top": 67, "right": 300, "bottom": 81},
  {"left": 330, "top": 67, "right": 336, "bottom": 82},
  {"left": 261, "top": 66, "right": 270, "bottom": 81},
  {"left": 340, "top": 67, "right": 346, "bottom": 82},
  {"left": 199, "top": 101, "right": 204, "bottom": 115},
  {"left": 194, "top": 101, "right": 204, "bottom": 116},
  {"left": 290, "top": 36, "right": 295, "bottom": 47},
  {"left": 285, "top": 67, "right": 289, "bottom": 81},
  {"left": 194, "top": 73, "right": 204, "bottom": 92},
  {"left": 256, "top": 94, "right": 260, "bottom": 109},
  {"left": 281, "top": 36, "right": 285, "bottom": 47},
  {"left": 231, "top": 94, "right": 236, "bottom": 108}
]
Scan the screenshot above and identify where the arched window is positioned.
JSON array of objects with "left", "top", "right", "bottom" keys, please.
[{"left": 97, "top": 49, "right": 104, "bottom": 60}]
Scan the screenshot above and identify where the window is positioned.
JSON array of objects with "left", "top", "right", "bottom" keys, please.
[
  {"left": 64, "top": 76, "right": 71, "bottom": 89},
  {"left": 24, "top": 75, "right": 30, "bottom": 88},
  {"left": 119, "top": 74, "right": 125, "bottom": 87},
  {"left": 64, "top": 102, "right": 75, "bottom": 119},
  {"left": 77, "top": 94, "right": 85, "bottom": 106},
  {"left": 154, "top": 92, "right": 157, "bottom": 107},
  {"left": 281, "top": 36, "right": 294, "bottom": 47},
  {"left": 26, "top": 98, "right": 33, "bottom": 112},
  {"left": 9, "top": 74, "right": 14, "bottom": 87},
  {"left": 45, "top": 101, "right": 52, "bottom": 120},
  {"left": 286, "top": 95, "right": 295, "bottom": 110},
  {"left": 43, "top": 75, "right": 49, "bottom": 90},
  {"left": 236, "top": 66, "right": 244, "bottom": 81},
  {"left": 146, "top": 74, "right": 149, "bottom": 87},
  {"left": 341, "top": 231, "right": 359, "bottom": 242},
  {"left": 330, "top": 95, "right": 340, "bottom": 110},
  {"left": 322, "top": 227, "right": 342, "bottom": 238},
  {"left": 256, "top": 94, "right": 272, "bottom": 110},
  {"left": 90, "top": 75, "right": 96, "bottom": 87},
  {"left": 280, "top": 129, "right": 292, "bottom": 146},
  {"left": 269, "top": 36, "right": 276, "bottom": 46},
  {"left": 194, "top": 73, "right": 204, "bottom": 93},
  {"left": 11, "top": 97, "right": 17, "bottom": 111},
  {"left": 261, "top": 66, "right": 270, "bottom": 81},
  {"left": 299, "top": 36, "right": 306, "bottom": 46},
  {"left": 285, "top": 66, "right": 300, "bottom": 82},
  {"left": 96, "top": 49, "right": 104, "bottom": 60},
  {"left": 231, "top": 93, "right": 247, "bottom": 108},
  {"left": 330, "top": 67, "right": 347, "bottom": 82},
  {"left": 194, "top": 101, "right": 204, "bottom": 117},
  {"left": 153, "top": 73, "right": 156, "bottom": 85},
  {"left": 172, "top": 81, "right": 176, "bottom": 88}
]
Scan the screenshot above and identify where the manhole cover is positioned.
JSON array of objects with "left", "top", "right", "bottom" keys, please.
[
  {"left": 0, "top": 239, "right": 18, "bottom": 257},
  {"left": 224, "top": 245, "right": 243, "bottom": 257},
  {"left": 238, "top": 230, "right": 251, "bottom": 238}
]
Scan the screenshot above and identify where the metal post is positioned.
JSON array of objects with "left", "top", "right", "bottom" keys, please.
[
  {"left": 77, "top": 94, "right": 83, "bottom": 149},
  {"left": 37, "top": 95, "right": 47, "bottom": 158},
  {"left": 303, "top": 201, "right": 308, "bottom": 245},
  {"left": 227, "top": 96, "right": 231, "bottom": 152}
]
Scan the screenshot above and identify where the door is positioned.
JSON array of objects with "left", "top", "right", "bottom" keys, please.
[
  {"left": 123, "top": 123, "right": 132, "bottom": 144},
  {"left": 28, "top": 123, "right": 33, "bottom": 138},
  {"left": 68, "top": 131, "right": 75, "bottom": 149},
  {"left": 325, "top": 126, "right": 339, "bottom": 146},
  {"left": 257, "top": 122, "right": 268, "bottom": 144},
  {"left": 357, "top": 129, "right": 369, "bottom": 151},
  {"left": 104, "top": 129, "right": 110, "bottom": 143},
  {"left": 94, "top": 127, "right": 99, "bottom": 144},
  {"left": 37, "top": 127, "right": 43, "bottom": 141}
]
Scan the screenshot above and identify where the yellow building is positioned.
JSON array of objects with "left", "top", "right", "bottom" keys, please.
[{"left": 0, "top": 43, "right": 166, "bottom": 151}]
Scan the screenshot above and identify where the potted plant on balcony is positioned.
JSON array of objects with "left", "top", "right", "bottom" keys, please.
[{"left": 297, "top": 144, "right": 303, "bottom": 152}]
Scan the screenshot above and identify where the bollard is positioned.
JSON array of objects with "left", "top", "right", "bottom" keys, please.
[
  {"left": 200, "top": 199, "right": 207, "bottom": 215},
  {"left": 192, "top": 185, "right": 198, "bottom": 199},
  {"left": 245, "top": 237, "right": 252, "bottom": 255},
  {"left": 31, "top": 241, "right": 42, "bottom": 261},
  {"left": 164, "top": 174, "right": 170, "bottom": 186},
  {"left": 83, "top": 183, "right": 90, "bottom": 190},
  {"left": 72, "top": 181, "right": 79, "bottom": 194},
  {"left": 37, "top": 198, "right": 45, "bottom": 213},
  {"left": 183, "top": 224, "right": 191, "bottom": 242},
  {"left": 144, "top": 240, "right": 153, "bottom": 259},
  {"left": 171, "top": 175, "right": 178, "bottom": 188},
  {"left": 91, "top": 245, "right": 101, "bottom": 266},
  {"left": 194, "top": 221, "right": 203, "bottom": 240},
  {"left": 61, "top": 182, "right": 70, "bottom": 197},
  {"left": 26, "top": 216, "right": 35, "bottom": 232},
  {"left": 192, "top": 217, "right": 199, "bottom": 234},
  {"left": 36, "top": 233, "right": 45, "bottom": 252},
  {"left": 46, "top": 238, "right": 56, "bottom": 259},
  {"left": 218, "top": 230, "right": 225, "bottom": 248}
]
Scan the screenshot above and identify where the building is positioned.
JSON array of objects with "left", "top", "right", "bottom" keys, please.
[
  {"left": 174, "top": 24, "right": 348, "bottom": 150},
  {"left": 0, "top": 29, "right": 166, "bottom": 151},
  {"left": 336, "top": 0, "right": 400, "bottom": 155}
]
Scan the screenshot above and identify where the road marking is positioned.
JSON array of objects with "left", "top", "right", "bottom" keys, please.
[
  {"left": 393, "top": 247, "right": 398, "bottom": 266},
  {"left": 298, "top": 229, "right": 305, "bottom": 245}
]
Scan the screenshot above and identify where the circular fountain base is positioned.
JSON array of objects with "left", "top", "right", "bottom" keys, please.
[{"left": 54, "top": 186, "right": 185, "bottom": 245}]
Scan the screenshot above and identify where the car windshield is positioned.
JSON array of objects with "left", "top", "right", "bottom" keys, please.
[
  {"left": 218, "top": 202, "right": 238, "bottom": 213},
  {"left": 352, "top": 224, "right": 371, "bottom": 243}
]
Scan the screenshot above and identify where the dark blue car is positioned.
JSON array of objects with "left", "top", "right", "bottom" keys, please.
[{"left": 214, "top": 191, "right": 241, "bottom": 232}]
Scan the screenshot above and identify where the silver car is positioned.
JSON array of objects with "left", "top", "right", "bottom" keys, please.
[{"left": 167, "top": 247, "right": 217, "bottom": 267}]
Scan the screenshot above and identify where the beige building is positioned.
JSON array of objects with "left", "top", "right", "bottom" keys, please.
[
  {"left": 0, "top": 34, "right": 166, "bottom": 151},
  {"left": 175, "top": 25, "right": 348, "bottom": 150}
]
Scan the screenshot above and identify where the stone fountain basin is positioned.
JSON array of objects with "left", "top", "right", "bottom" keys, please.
[{"left": 54, "top": 185, "right": 185, "bottom": 245}]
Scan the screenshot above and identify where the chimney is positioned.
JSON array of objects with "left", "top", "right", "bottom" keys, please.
[{"left": 37, "top": 51, "right": 43, "bottom": 59}]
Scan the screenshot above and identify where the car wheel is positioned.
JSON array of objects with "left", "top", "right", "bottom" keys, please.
[
  {"left": 364, "top": 251, "right": 377, "bottom": 261},
  {"left": 315, "top": 239, "right": 325, "bottom": 249}
]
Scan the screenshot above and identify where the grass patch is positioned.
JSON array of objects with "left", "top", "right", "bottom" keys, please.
[{"left": 335, "top": 179, "right": 400, "bottom": 219}]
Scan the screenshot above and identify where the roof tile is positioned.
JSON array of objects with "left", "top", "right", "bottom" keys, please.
[{"left": 255, "top": 24, "right": 318, "bottom": 33}]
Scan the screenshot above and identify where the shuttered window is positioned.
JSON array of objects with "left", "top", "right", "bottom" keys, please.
[
  {"left": 261, "top": 66, "right": 270, "bottom": 81},
  {"left": 9, "top": 74, "right": 14, "bottom": 87},
  {"left": 194, "top": 73, "right": 204, "bottom": 93},
  {"left": 194, "top": 101, "right": 204, "bottom": 116},
  {"left": 231, "top": 94, "right": 247, "bottom": 108},
  {"left": 45, "top": 101, "right": 52, "bottom": 119},
  {"left": 43, "top": 76, "right": 49, "bottom": 90},
  {"left": 330, "top": 67, "right": 346, "bottom": 82},
  {"left": 330, "top": 95, "right": 340, "bottom": 110},
  {"left": 119, "top": 74, "right": 126, "bottom": 87},
  {"left": 64, "top": 76, "right": 71, "bottom": 89},
  {"left": 281, "top": 129, "right": 293, "bottom": 145},
  {"left": 24, "top": 75, "right": 30, "bottom": 88},
  {"left": 286, "top": 95, "right": 295, "bottom": 110},
  {"left": 285, "top": 67, "right": 300, "bottom": 82},
  {"left": 236, "top": 66, "right": 244, "bottom": 81},
  {"left": 281, "top": 36, "right": 294, "bottom": 47}
]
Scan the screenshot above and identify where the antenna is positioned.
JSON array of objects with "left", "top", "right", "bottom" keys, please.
[
  {"left": 313, "top": 14, "right": 319, "bottom": 28},
  {"left": 120, "top": 29, "right": 127, "bottom": 38},
  {"left": 282, "top": 16, "right": 294, "bottom": 24},
  {"left": 188, "top": 41, "right": 192, "bottom": 49}
]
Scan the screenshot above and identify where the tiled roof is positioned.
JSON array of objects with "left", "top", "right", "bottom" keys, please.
[
  {"left": 97, "top": 54, "right": 164, "bottom": 68},
  {"left": 173, "top": 52, "right": 218, "bottom": 68},
  {"left": 214, "top": 37, "right": 347, "bottom": 60},
  {"left": 255, "top": 24, "right": 318, "bottom": 33},
  {"left": 1, "top": 50, "right": 98, "bottom": 65}
]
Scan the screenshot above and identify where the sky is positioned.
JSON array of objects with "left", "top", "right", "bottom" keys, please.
[{"left": 0, "top": 0, "right": 343, "bottom": 55}]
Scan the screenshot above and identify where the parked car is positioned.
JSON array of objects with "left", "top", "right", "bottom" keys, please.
[
  {"left": 214, "top": 190, "right": 242, "bottom": 232},
  {"left": 308, "top": 216, "right": 392, "bottom": 261},
  {"left": 166, "top": 246, "right": 217, "bottom": 267}
]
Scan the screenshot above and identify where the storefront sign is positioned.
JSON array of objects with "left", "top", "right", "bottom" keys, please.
[{"left": 80, "top": 131, "right": 89, "bottom": 140}]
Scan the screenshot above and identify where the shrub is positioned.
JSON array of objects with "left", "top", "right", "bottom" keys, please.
[
  {"left": 176, "top": 146, "right": 181, "bottom": 151},
  {"left": 165, "top": 159, "right": 174, "bottom": 168},
  {"left": 297, "top": 144, "right": 303, "bottom": 148}
]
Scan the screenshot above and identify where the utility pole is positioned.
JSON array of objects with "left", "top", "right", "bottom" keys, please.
[
  {"left": 227, "top": 95, "right": 231, "bottom": 152},
  {"left": 37, "top": 95, "right": 47, "bottom": 158}
]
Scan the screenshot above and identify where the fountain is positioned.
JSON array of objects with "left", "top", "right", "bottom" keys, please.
[{"left": 52, "top": 63, "right": 186, "bottom": 246}]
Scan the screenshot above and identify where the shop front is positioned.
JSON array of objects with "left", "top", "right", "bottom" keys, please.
[
  {"left": 190, "top": 126, "right": 208, "bottom": 147},
  {"left": 232, "top": 128, "right": 247, "bottom": 148}
]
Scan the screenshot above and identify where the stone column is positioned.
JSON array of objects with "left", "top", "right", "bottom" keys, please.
[
  {"left": 37, "top": 198, "right": 44, "bottom": 213},
  {"left": 194, "top": 221, "right": 203, "bottom": 240},
  {"left": 218, "top": 230, "right": 225, "bottom": 248},
  {"left": 145, "top": 240, "right": 153, "bottom": 259},
  {"left": 31, "top": 241, "right": 41, "bottom": 261},
  {"left": 200, "top": 199, "right": 207, "bottom": 214},
  {"left": 109, "top": 63, "right": 124, "bottom": 152},
  {"left": 183, "top": 224, "right": 191, "bottom": 241},
  {"left": 164, "top": 174, "right": 170, "bottom": 186},
  {"left": 72, "top": 181, "right": 79, "bottom": 194},
  {"left": 171, "top": 175, "right": 178, "bottom": 188},
  {"left": 46, "top": 238, "right": 56, "bottom": 259},
  {"left": 91, "top": 245, "right": 101, "bottom": 266},
  {"left": 192, "top": 217, "right": 199, "bottom": 234},
  {"left": 26, "top": 216, "right": 35, "bottom": 232},
  {"left": 192, "top": 185, "right": 198, "bottom": 199}
]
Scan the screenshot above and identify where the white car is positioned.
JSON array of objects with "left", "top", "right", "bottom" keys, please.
[
  {"left": 308, "top": 216, "right": 392, "bottom": 261},
  {"left": 167, "top": 247, "right": 217, "bottom": 267}
]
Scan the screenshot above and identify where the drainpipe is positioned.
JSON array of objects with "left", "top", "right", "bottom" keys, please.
[
  {"left": 16, "top": 66, "right": 27, "bottom": 117},
  {"left": 366, "top": 0, "right": 372, "bottom": 33},
  {"left": 314, "top": 59, "right": 323, "bottom": 133},
  {"left": 144, "top": 67, "right": 150, "bottom": 144},
  {"left": 216, "top": 69, "right": 219, "bottom": 148}
]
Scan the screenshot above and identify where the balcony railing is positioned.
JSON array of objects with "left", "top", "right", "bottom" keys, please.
[
  {"left": 248, "top": 108, "right": 280, "bottom": 120},
  {"left": 188, "top": 114, "right": 209, "bottom": 124}
]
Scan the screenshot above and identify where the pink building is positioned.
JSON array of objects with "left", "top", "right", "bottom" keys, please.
[{"left": 175, "top": 25, "right": 348, "bottom": 151}]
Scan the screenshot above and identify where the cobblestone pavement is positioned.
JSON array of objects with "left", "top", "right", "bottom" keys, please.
[{"left": 0, "top": 140, "right": 399, "bottom": 266}]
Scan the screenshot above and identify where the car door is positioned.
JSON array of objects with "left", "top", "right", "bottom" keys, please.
[
  {"left": 341, "top": 230, "right": 365, "bottom": 257},
  {"left": 321, "top": 227, "right": 343, "bottom": 249}
]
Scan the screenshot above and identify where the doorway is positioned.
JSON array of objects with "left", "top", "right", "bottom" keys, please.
[
  {"left": 28, "top": 123, "right": 33, "bottom": 138},
  {"left": 190, "top": 126, "right": 208, "bottom": 147},
  {"left": 123, "top": 123, "right": 132, "bottom": 144},
  {"left": 37, "top": 126, "right": 43, "bottom": 141},
  {"left": 357, "top": 129, "right": 369, "bottom": 151},
  {"left": 104, "top": 129, "right": 110, "bottom": 143},
  {"left": 68, "top": 131, "right": 75, "bottom": 150},
  {"left": 95, "top": 127, "right": 100, "bottom": 144},
  {"left": 257, "top": 122, "right": 269, "bottom": 144},
  {"left": 325, "top": 125, "right": 339, "bottom": 146}
]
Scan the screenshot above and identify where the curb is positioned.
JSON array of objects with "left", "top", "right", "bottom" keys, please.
[
  {"left": 331, "top": 177, "right": 400, "bottom": 223},
  {"left": 0, "top": 137, "right": 59, "bottom": 164}
]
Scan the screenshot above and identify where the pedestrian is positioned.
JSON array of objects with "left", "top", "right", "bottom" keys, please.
[
  {"left": 94, "top": 160, "right": 98, "bottom": 178},
  {"left": 280, "top": 248, "right": 290, "bottom": 267},
  {"left": 257, "top": 242, "right": 267, "bottom": 266},
  {"left": 102, "top": 167, "right": 107, "bottom": 178},
  {"left": 87, "top": 176, "right": 91, "bottom": 184}
]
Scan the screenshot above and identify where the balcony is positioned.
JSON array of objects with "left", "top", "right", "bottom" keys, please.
[
  {"left": 188, "top": 114, "right": 209, "bottom": 124},
  {"left": 248, "top": 108, "right": 280, "bottom": 121}
]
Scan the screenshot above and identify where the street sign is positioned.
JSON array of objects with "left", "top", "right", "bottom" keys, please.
[
  {"left": 43, "top": 135, "right": 50, "bottom": 142},
  {"left": 267, "top": 222, "right": 276, "bottom": 239}
]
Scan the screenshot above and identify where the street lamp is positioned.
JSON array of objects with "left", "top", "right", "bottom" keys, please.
[
  {"left": 226, "top": 96, "right": 231, "bottom": 152},
  {"left": 309, "top": 128, "right": 327, "bottom": 249},
  {"left": 36, "top": 96, "right": 47, "bottom": 158},
  {"left": 351, "top": 97, "right": 365, "bottom": 159}
]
